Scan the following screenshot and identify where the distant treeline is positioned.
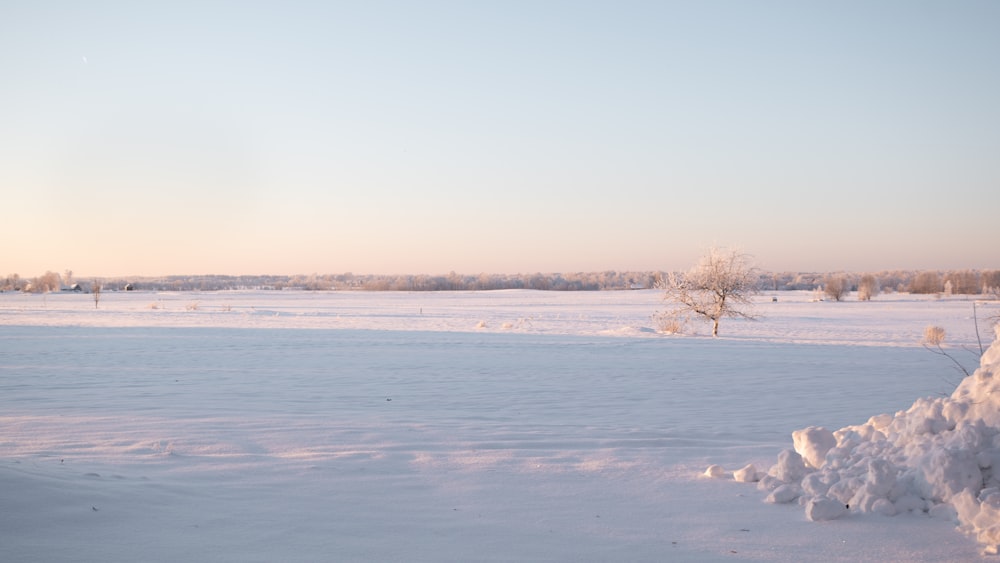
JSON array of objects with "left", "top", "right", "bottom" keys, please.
[
  {"left": 767, "top": 269, "right": 1000, "bottom": 297},
  {"left": 3, "top": 269, "right": 1000, "bottom": 296},
  {"left": 2, "top": 271, "right": 660, "bottom": 293}
]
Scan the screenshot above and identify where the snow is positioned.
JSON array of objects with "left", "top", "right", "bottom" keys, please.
[
  {"left": 735, "top": 323, "right": 1000, "bottom": 554},
  {"left": 1, "top": 289, "right": 996, "bottom": 561}
]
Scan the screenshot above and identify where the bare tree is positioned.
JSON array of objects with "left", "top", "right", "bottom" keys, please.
[
  {"left": 909, "top": 271, "right": 942, "bottom": 294},
  {"left": 1, "top": 273, "right": 20, "bottom": 292},
  {"left": 659, "top": 247, "right": 759, "bottom": 337},
  {"left": 944, "top": 270, "right": 980, "bottom": 295},
  {"left": 824, "top": 275, "right": 850, "bottom": 302},
  {"left": 982, "top": 270, "right": 1000, "bottom": 298},
  {"left": 30, "top": 271, "right": 62, "bottom": 293},
  {"left": 857, "top": 274, "right": 880, "bottom": 301},
  {"left": 92, "top": 280, "right": 102, "bottom": 309}
]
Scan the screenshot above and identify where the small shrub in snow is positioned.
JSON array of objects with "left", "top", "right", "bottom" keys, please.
[
  {"left": 922, "top": 325, "right": 972, "bottom": 377},
  {"left": 653, "top": 311, "right": 688, "bottom": 334},
  {"left": 923, "top": 325, "right": 946, "bottom": 347}
]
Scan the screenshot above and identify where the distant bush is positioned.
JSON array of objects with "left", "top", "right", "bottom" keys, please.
[
  {"left": 1, "top": 273, "right": 22, "bottom": 291},
  {"left": 823, "top": 275, "right": 850, "bottom": 302},
  {"left": 910, "top": 271, "right": 942, "bottom": 294},
  {"left": 26, "top": 271, "right": 62, "bottom": 293},
  {"left": 857, "top": 274, "right": 879, "bottom": 301}
]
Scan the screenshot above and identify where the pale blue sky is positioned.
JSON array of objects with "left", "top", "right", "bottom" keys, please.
[{"left": 2, "top": 1, "right": 998, "bottom": 276}]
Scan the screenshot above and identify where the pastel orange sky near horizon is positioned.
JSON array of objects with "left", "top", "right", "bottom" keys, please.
[{"left": 2, "top": 1, "right": 998, "bottom": 277}]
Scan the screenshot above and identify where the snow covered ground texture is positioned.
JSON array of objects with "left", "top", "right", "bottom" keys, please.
[
  {"left": 733, "top": 323, "right": 1000, "bottom": 555},
  {"left": 1, "top": 289, "right": 996, "bottom": 562}
]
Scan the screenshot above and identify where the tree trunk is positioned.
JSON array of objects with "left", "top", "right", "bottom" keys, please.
[{"left": 712, "top": 318, "right": 719, "bottom": 337}]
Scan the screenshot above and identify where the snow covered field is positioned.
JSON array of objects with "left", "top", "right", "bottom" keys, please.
[{"left": 1, "top": 289, "right": 996, "bottom": 562}]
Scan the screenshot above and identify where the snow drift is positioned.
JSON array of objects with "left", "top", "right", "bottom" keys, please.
[{"left": 717, "top": 326, "right": 1000, "bottom": 554}]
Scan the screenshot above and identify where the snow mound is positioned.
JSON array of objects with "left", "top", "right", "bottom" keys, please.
[
  {"left": 719, "top": 326, "right": 1000, "bottom": 554},
  {"left": 597, "top": 326, "right": 658, "bottom": 337}
]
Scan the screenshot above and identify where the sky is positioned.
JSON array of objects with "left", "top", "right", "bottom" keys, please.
[{"left": 1, "top": 1, "right": 998, "bottom": 277}]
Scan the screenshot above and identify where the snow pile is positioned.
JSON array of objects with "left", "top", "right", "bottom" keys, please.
[{"left": 717, "top": 326, "right": 1000, "bottom": 554}]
